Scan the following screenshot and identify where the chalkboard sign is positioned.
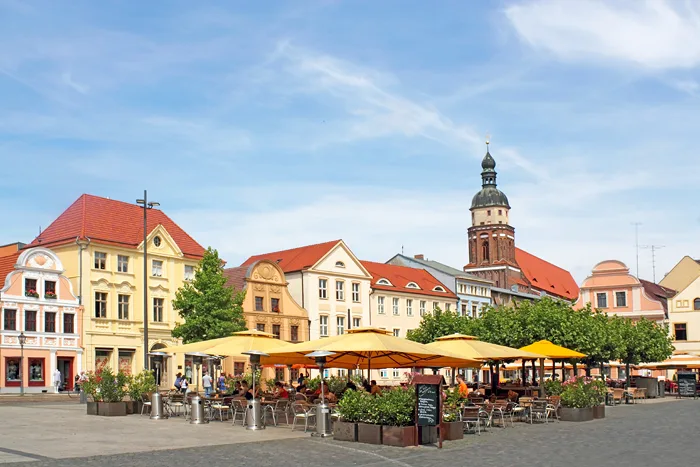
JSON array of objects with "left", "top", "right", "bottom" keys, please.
[
  {"left": 677, "top": 372, "right": 697, "bottom": 397},
  {"left": 416, "top": 384, "right": 439, "bottom": 426}
]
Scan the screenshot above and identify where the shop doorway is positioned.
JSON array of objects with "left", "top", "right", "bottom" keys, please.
[
  {"left": 56, "top": 357, "right": 73, "bottom": 391},
  {"left": 149, "top": 343, "right": 168, "bottom": 388}
]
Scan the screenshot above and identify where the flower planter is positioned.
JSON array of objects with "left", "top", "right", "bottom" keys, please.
[
  {"left": 44, "top": 295, "right": 57, "bottom": 299},
  {"left": 592, "top": 405, "right": 605, "bottom": 419},
  {"left": 333, "top": 421, "right": 358, "bottom": 442},
  {"left": 560, "top": 407, "right": 594, "bottom": 422},
  {"left": 86, "top": 402, "right": 99, "bottom": 415},
  {"left": 442, "top": 421, "right": 464, "bottom": 441},
  {"left": 357, "top": 423, "right": 382, "bottom": 445},
  {"left": 418, "top": 425, "right": 437, "bottom": 445},
  {"left": 98, "top": 402, "right": 127, "bottom": 417},
  {"left": 382, "top": 426, "right": 416, "bottom": 447}
]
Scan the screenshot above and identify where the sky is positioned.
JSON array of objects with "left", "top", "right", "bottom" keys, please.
[{"left": 1, "top": 0, "right": 699, "bottom": 284}]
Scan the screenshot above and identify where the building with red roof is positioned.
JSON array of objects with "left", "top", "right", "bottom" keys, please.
[{"left": 464, "top": 147, "right": 578, "bottom": 304}]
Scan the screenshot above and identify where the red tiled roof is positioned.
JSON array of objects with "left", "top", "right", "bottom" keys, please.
[
  {"left": 223, "top": 266, "right": 248, "bottom": 292},
  {"left": 28, "top": 194, "right": 206, "bottom": 259},
  {"left": 361, "top": 260, "right": 457, "bottom": 299},
  {"left": 0, "top": 252, "right": 20, "bottom": 289},
  {"left": 515, "top": 248, "right": 579, "bottom": 300},
  {"left": 640, "top": 279, "right": 676, "bottom": 314},
  {"left": 240, "top": 240, "right": 341, "bottom": 273}
]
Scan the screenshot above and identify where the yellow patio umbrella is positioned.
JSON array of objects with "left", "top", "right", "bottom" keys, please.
[
  {"left": 262, "top": 327, "right": 480, "bottom": 369},
  {"left": 160, "top": 330, "right": 294, "bottom": 357},
  {"left": 639, "top": 352, "right": 700, "bottom": 370},
  {"left": 427, "top": 334, "right": 546, "bottom": 361},
  {"left": 519, "top": 340, "right": 586, "bottom": 359},
  {"left": 159, "top": 335, "right": 237, "bottom": 354}
]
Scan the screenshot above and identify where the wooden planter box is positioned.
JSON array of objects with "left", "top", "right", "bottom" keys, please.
[
  {"left": 334, "top": 421, "right": 358, "bottom": 442},
  {"left": 98, "top": 402, "right": 128, "bottom": 417},
  {"left": 382, "top": 426, "right": 416, "bottom": 447},
  {"left": 357, "top": 423, "right": 382, "bottom": 445},
  {"left": 442, "top": 421, "right": 464, "bottom": 441},
  {"left": 87, "top": 402, "right": 99, "bottom": 416},
  {"left": 592, "top": 405, "right": 605, "bottom": 419},
  {"left": 560, "top": 407, "right": 593, "bottom": 422}
]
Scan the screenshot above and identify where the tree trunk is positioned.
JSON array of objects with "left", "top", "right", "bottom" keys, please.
[
  {"left": 521, "top": 360, "right": 526, "bottom": 386},
  {"left": 626, "top": 362, "right": 631, "bottom": 389}
]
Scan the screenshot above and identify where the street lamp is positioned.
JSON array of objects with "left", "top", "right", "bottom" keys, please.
[
  {"left": 18, "top": 332, "right": 27, "bottom": 396},
  {"left": 136, "top": 191, "right": 160, "bottom": 370}
]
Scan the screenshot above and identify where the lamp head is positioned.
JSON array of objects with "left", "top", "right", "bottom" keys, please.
[
  {"left": 18, "top": 332, "right": 27, "bottom": 346},
  {"left": 242, "top": 350, "right": 269, "bottom": 366},
  {"left": 305, "top": 350, "right": 335, "bottom": 367}
]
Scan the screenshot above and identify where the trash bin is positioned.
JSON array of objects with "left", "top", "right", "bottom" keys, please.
[
  {"left": 245, "top": 398, "right": 265, "bottom": 430},
  {"left": 190, "top": 395, "right": 209, "bottom": 424},
  {"left": 658, "top": 381, "right": 666, "bottom": 398},
  {"left": 150, "top": 392, "right": 168, "bottom": 420}
]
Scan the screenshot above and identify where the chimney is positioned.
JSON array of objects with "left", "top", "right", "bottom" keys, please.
[{"left": 414, "top": 254, "right": 424, "bottom": 260}]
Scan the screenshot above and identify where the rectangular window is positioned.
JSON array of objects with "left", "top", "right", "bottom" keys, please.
[
  {"left": 256, "top": 323, "right": 265, "bottom": 332},
  {"left": 290, "top": 325, "right": 299, "bottom": 342},
  {"left": 25, "top": 310, "right": 36, "bottom": 332},
  {"left": 472, "top": 304, "right": 478, "bottom": 318},
  {"left": 44, "top": 280, "right": 56, "bottom": 299},
  {"left": 63, "top": 314, "right": 75, "bottom": 334},
  {"left": 337, "top": 316, "right": 345, "bottom": 335},
  {"left": 319, "top": 279, "right": 327, "bottom": 299},
  {"left": 353, "top": 317, "right": 361, "bottom": 329},
  {"left": 94, "top": 252, "right": 106, "bottom": 270},
  {"left": 446, "top": 303, "right": 451, "bottom": 312},
  {"left": 392, "top": 369, "right": 400, "bottom": 378},
  {"left": 234, "top": 362, "right": 245, "bottom": 375},
  {"left": 319, "top": 316, "right": 328, "bottom": 337},
  {"left": 152, "top": 260, "right": 163, "bottom": 277},
  {"left": 272, "top": 324, "right": 281, "bottom": 339},
  {"left": 3, "top": 309, "right": 16, "bottom": 331},
  {"left": 406, "top": 299, "right": 413, "bottom": 317},
  {"left": 118, "top": 294, "right": 130, "bottom": 320},
  {"left": 380, "top": 369, "right": 388, "bottom": 379},
  {"left": 153, "top": 298, "right": 164, "bottom": 322},
  {"left": 28, "top": 359, "right": 44, "bottom": 383},
  {"left": 255, "top": 296, "right": 264, "bottom": 311},
  {"left": 45, "top": 312, "right": 56, "bottom": 333},
  {"left": 336, "top": 281, "right": 345, "bottom": 301},
  {"left": 393, "top": 328, "right": 400, "bottom": 337},
  {"left": 25, "top": 278, "right": 38, "bottom": 297},
  {"left": 393, "top": 298, "right": 400, "bottom": 316},
  {"left": 461, "top": 304, "right": 467, "bottom": 316},
  {"left": 95, "top": 292, "right": 107, "bottom": 318},
  {"left": 271, "top": 298, "right": 280, "bottom": 312},
  {"left": 117, "top": 255, "right": 129, "bottom": 273},
  {"left": 420, "top": 301, "right": 426, "bottom": 316},
  {"left": 184, "top": 265, "right": 195, "bottom": 281},
  {"left": 675, "top": 323, "right": 688, "bottom": 341},
  {"left": 433, "top": 301, "right": 439, "bottom": 311},
  {"left": 352, "top": 283, "right": 360, "bottom": 302},
  {"left": 615, "top": 291, "right": 627, "bottom": 307},
  {"left": 596, "top": 293, "right": 608, "bottom": 308},
  {"left": 378, "top": 296, "right": 385, "bottom": 314},
  {"left": 5, "top": 358, "right": 20, "bottom": 383},
  {"left": 275, "top": 367, "right": 285, "bottom": 381},
  {"left": 290, "top": 368, "right": 299, "bottom": 382}
]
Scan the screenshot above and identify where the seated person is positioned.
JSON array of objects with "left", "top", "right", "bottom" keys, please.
[
  {"left": 370, "top": 380, "right": 382, "bottom": 396},
  {"left": 273, "top": 381, "right": 289, "bottom": 399},
  {"left": 326, "top": 392, "right": 338, "bottom": 403},
  {"left": 346, "top": 380, "right": 357, "bottom": 391},
  {"left": 240, "top": 381, "right": 255, "bottom": 400}
]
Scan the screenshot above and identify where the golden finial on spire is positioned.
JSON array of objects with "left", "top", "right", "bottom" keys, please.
[{"left": 485, "top": 132, "right": 490, "bottom": 150}]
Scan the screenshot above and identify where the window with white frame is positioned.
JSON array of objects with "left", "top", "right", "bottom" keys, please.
[
  {"left": 596, "top": 292, "right": 608, "bottom": 308},
  {"left": 433, "top": 301, "right": 439, "bottom": 311},
  {"left": 319, "top": 316, "right": 329, "bottom": 337},
  {"left": 406, "top": 299, "right": 413, "bottom": 316},
  {"left": 117, "top": 255, "right": 129, "bottom": 273},
  {"left": 392, "top": 368, "right": 400, "bottom": 378},
  {"left": 352, "top": 317, "right": 361, "bottom": 328},
  {"left": 94, "top": 292, "right": 108, "bottom": 318},
  {"left": 336, "top": 281, "right": 345, "bottom": 300},
  {"left": 445, "top": 303, "right": 451, "bottom": 311},
  {"left": 393, "top": 328, "right": 400, "bottom": 337},
  {"left": 377, "top": 279, "right": 391, "bottom": 286},
  {"left": 378, "top": 296, "right": 385, "bottom": 314},
  {"left": 94, "top": 252, "right": 107, "bottom": 270},
  {"left": 335, "top": 261, "right": 345, "bottom": 268},
  {"left": 392, "top": 297, "right": 399, "bottom": 315},
  {"left": 420, "top": 300, "right": 426, "bottom": 316},
  {"left": 152, "top": 260, "right": 163, "bottom": 277},
  {"left": 153, "top": 298, "right": 164, "bottom": 322},
  {"left": 380, "top": 369, "right": 388, "bottom": 378},
  {"left": 337, "top": 316, "right": 345, "bottom": 335},
  {"left": 461, "top": 304, "right": 467, "bottom": 316},
  {"left": 184, "top": 265, "right": 195, "bottom": 281},
  {"left": 319, "top": 279, "right": 328, "bottom": 299},
  {"left": 118, "top": 294, "right": 130, "bottom": 320},
  {"left": 615, "top": 291, "right": 627, "bottom": 307},
  {"left": 472, "top": 304, "right": 478, "bottom": 318},
  {"left": 352, "top": 283, "right": 360, "bottom": 302}
]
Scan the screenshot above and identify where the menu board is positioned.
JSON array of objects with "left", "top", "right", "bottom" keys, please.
[
  {"left": 416, "top": 384, "right": 439, "bottom": 426},
  {"left": 677, "top": 373, "right": 697, "bottom": 397}
]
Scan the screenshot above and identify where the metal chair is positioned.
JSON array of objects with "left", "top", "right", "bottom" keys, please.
[
  {"left": 263, "top": 399, "right": 291, "bottom": 426},
  {"left": 291, "top": 402, "right": 316, "bottom": 432},
  {"left": 140, "top": 393, "right": 152, "bottom": 416},
  {"left": 547, "top": 396, "right": 561, "bottom": 421},
  {"left": 231, "top": 398, "right": 247, "bottom": 426},
  {"left": 461, "top": 406, "right": 481, "bottom": 435},
  {"left": 211, "top": 397, "right": 233, "bottom": 421},
  {"left": 529, "top": 400, "right": 549, "bottom": 424}
]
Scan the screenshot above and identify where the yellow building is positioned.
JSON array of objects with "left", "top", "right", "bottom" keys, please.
[
  {"left": 27, "top": 194, "right": 206, "bottom": 386},
  {"left": 663, "top": 256, "right": 700, "bottom": 354},
  {"left": 660, "top": 256, "right": 700, "bottom": 293}
]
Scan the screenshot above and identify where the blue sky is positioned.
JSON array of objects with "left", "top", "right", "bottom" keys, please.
[{"left": 1, "top": 0, "right": 699, "bottom": 283}]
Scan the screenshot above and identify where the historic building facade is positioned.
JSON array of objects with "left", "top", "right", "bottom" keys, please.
[
  {"left": 463, "top": 146, "right": 578, "bottom": 304},
  {"left": 0, "top": 247, "right": 83, "bottom": 393},
  {"left": 662, "top": 256, "right": 700, "bottom": 354},
  {"left": 26, "top": 194, "right": 206, "bottom": 385},
  {"left": 575, "top": 260, "right": 673, "bottom": 323}
]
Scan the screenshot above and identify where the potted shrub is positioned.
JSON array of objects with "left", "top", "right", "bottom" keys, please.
[
  {"left": 126, "top": 370, "right": 157, "bottom": 414},
  {"left": 81, "top": 372, "right": 100, "bottom": 415},
  {"left": 560, "top": 377, "right": 605, "bottom": 422},
  {"left": 356, "top": 391, "right": 382, "bottom": 445},
  {"left": 379, "top": 387, "right": 416, "bottom": 447},
  {"left": 441, "top": 387, "right": 464, "bottom": 441},
  {"left": 96, "top": 367, "right": 129, "bottom": 416},
  {"left": 335, "top": 389, "right": 366, "bottom": 442}
]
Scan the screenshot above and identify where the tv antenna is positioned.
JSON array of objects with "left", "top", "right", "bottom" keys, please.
[
  {"left": 631, "top": 222, "right": 642, "bottom": 277},
  {"left": 640, "top": 244, "right": 665, "bottom": 282}
]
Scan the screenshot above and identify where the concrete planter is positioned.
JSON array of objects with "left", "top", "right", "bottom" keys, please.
[
  {"left": 86, "top": 402, "right": 99, "bottom": 415},
  {"left": 442, "top": 421, "right": 464, "bottom": 441},
  {"left": 382, "top": 426, "right": 416, "bottom": 447},
  {"left": 98, "top": 402, "right": 128, "bottom": 417},
  {"left": 560, "top": 407, "right": 594, "bottom": 422},
  {"left": 592, "top": 405, "right": 605, "bottom": 419},
  {"left": 357, "top": 423, "right": 382, "bottom": 445},
  {"left": 333, "top": 421, "right": 358, "bottom": 442}
]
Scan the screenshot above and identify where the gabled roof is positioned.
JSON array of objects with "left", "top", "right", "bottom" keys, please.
[
  {"left": 515, "top": 248, "right": 579, "bottom": 300},
  {"left": 223, "top": 266, "right": 248, "bottom": 292},
  {"left": 240, "top": 240, "right": 340, "bottom": 273},
  {"left": 388, "top": 254, "right": 492, "bottom": 284},
  {"left": 361, "top": 260, "right": 457, "bottom": 299},
  {"left": 28, "top": 194, "right": 206, "bottom": 259},
  {"left": 639, "top": 279, "right": 676, "bottom": 314},
  {"left": 0, "top": 251, "right": 21, "bottom": 289}
]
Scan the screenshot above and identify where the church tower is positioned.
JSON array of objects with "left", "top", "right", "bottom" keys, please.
[{"left": 465, "top": 144, "right": 517, "bottom": 288}]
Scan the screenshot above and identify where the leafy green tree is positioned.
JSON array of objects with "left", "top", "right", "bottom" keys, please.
[
  {"left": 405, "top": 307, "right": 477, "bottom": 344},
  {"left": 172, "top": 247, "right": 247, "bottom": 343},
  {"left": 618, "top": 317, "right": 673, "bottom": 387}
]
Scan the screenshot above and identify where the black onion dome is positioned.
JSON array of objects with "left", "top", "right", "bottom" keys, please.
[{"left": 471, "top": 187, "right": 510, "bottom": 209}]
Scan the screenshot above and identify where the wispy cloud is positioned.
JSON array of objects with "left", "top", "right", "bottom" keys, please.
[{"left": 61, "top": 72, "right": 88, "bottom": 94}]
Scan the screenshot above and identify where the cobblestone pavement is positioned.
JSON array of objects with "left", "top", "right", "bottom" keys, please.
[{"left": 2, "top": 399, "right": 695, "bottom": 466}]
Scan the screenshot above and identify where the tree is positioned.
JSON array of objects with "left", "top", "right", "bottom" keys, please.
[
  {"left": 406, "top": 307, "right": 477, "bottom": 344},
  {"left": 172, "top": 247, "right": 247, "bottom": 343}
]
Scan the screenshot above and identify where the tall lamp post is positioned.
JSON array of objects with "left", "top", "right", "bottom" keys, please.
[
  {"left": 136, "top": 191, "right": 160, "bottom": 370},
  {"left": 18, "top": 332, "right": 27, "bottom": 396}
]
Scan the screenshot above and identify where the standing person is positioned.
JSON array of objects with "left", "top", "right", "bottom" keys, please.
[
  {"left": 297, "top": 372, "right": 306, "bottom": 386},
  {"left": 456, "top": 374, "right": 469, "bottom": 398},
  {"left": 218, "top": 373, "right": 227, "bottom": 393},
  {"left": 180, "top": 377, "right": 189, "bottom": 394},
  {"left": 53, "top": 368, "right": 62, "bottom": 393},
  {"left": 202, "top": 371, "right": 213, "bottom": 397}
]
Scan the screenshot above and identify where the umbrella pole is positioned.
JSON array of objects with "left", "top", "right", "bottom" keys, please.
[
  {"left": 521, "top": 360, "right": 526, "bottom": 387},
  {"left": 539, "top": 359, "right": 545, "bottom": 397}
]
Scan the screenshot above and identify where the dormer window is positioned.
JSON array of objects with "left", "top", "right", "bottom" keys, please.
[
  {"left": 432, "top": 286, "right": 446, "bottom": 293},
  {"left": 377, "top": 279, "right": 392, "bottom": 286},
  {"left": 335, "top": 261, "right": 345, "bottom": 268},
  {"left": 406, "top": 282, "right": 420, "bottom": 289}
]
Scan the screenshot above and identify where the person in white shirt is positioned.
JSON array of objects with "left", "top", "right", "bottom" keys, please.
[
  {"left": 202, "top": 372, "right": 213, "bottom": 397},
  {"left": 53, "top": 368, "right": 62, "bottom": 393}
]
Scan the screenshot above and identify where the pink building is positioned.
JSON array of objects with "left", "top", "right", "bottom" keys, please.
[
  {"left": 575, "top": 260, "right": 674, "bottom": 324},
  {"left": 0, "top": 247, "right": 83, "bottom": 393}
]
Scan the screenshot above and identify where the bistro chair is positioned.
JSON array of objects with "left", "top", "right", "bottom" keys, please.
[
  {"left": 461, "top": 407, "right": 481, "bottom": 435},
  {"left": 529, "top": 400, "right": 549, "bottom": 424},
  {"left": 140, "top": 393, "right": 152, "bottom": 416},
  {"left": 291, "top": 402, "right": 316, "bottom": 432},
  {"left": 231, "top": 398, "right": 247, "bottom": 426}
]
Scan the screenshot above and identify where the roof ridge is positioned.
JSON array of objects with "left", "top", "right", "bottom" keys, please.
[
  {"left": 254, "top": 239, "right": 341, "bottom": 257},
  {"left": 516, "top": 247, "right": 569, "bottom": 273}
]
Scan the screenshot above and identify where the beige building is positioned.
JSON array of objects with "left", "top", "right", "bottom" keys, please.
[
  {"left": 660, "top": 256, "right": 700, "bottom": 293},
  {"left": 664, "top": 257, "right": 700, "bottom": 354}
]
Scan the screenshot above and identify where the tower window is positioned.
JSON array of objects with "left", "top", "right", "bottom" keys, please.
[
  {"left": 482, "top": 241, "right": 490, "bottom": 262},
  {"left": 487, "top": 210, "right": 491, "bottom": 215},
  {"left": 498, "top": 210, "right": 502, "bottom": 215}
]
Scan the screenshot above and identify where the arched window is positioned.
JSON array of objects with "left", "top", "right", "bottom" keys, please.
[
  {"left": 335, "top": 261, "right": 345, "bottom": 268},
  {"left": 482, "top": 241, "right": 490, "bottom": 262},
  {"left": 406, "top": 282, "right": 420, "bottom": 289},
  {"left": 433, "top": 286, "right": 446, "bottom": 293},
  {"left": 377, "top": 278, "right": 392, "bottom": 286},
  {"left": 694, "top": 298, "right": 700, "bottom": 310}
]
